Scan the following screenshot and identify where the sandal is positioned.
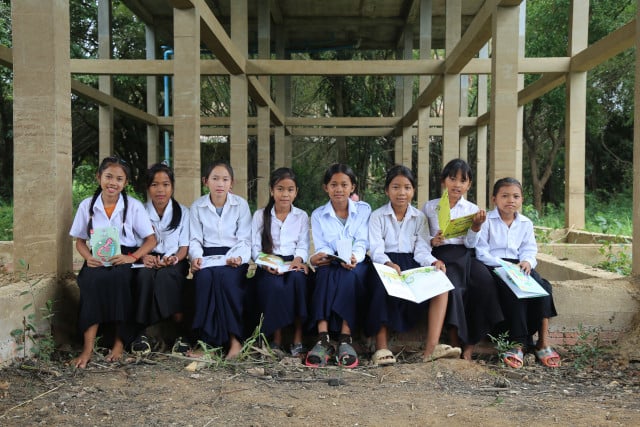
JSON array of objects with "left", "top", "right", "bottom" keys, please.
[
  {"left": 290, "top": 342, "right": 306, "bottom": 357},
  {"left": 535, "top": 346, "right": 561, "bottom": 368},
  {"left": 424, "top": 344, "right": 462, "bottom": 362},
  {"left": 305, "top": 335, "right": 334, "bottom": 367},
  {"left": 131, "top": 335, "right": 151, "bottom": 356},
  {"left": 336, "top": 340, "right": 359, "bottom": 368},
  {"left": 171, "top": 337, "right": 191, "bottom": 356},
  {"left": 502, "top": 348, "right": 524, "bottom": 369},
  {"left": 372, "top": 348, "right": 396, "bottom": 366}
]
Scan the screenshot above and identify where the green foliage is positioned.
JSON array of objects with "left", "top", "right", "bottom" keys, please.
[
  {"left": 0, "top": 200, "right": 11, "bottom": 240},
  {"left": 571, "top": 324, "right": 608, "bottom": 371},
  {"left": 595, "top": 239, "right": 632, "bottom": 276},
  {"left": 488, "top": 332, "right": 522, "bottom": 365}
]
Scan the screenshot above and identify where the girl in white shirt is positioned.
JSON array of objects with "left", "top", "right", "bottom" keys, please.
[
  {"left": 69, "top": 156, "right": 156, "bottom": 368},
  {"left": 422, "top": 158, "right": 503, "bottom": 360},
  {"left": 306, "top": 164, "right": 371, "bottom": 368},
  {"left": 367, "top": 165, "right": 459, "bottom": 365},
  {"left": 189, "top": 161, "right": 252, "bottom": 359},
  {"left": 251, "top": 167, "right": 309, "bottom": 357},
  {"left": 476, "top": 177, "right": 559, "bottom": 368},
  {"left": 133, "top": 163, "right": 190, "bottom": 355}
]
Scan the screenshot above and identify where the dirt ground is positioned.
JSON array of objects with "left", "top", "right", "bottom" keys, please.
[{"left": 1, "top": 342, "right": 640, "bottom": 427}]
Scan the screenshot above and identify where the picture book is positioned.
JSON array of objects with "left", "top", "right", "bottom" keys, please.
[
  {"left": 325, "top": 253, "right": 351, "bottom": 264},
  {"left": 254, "top": 252, "right": 292, "bottom": 273},
  {"left": 437, "top": 190, "right": 475, "bottom": 239},
  {"left": 200, "top": 255, "right": 227, "bottom": 269},
  {"left": 494, "top": 259, "right": 549, "bottom": 299},
  {"left": 372, "top": 262, "right": 454, "bottom": 304},
  {"left": 90, "top": 226, "right": 121, "bottom": 266}
]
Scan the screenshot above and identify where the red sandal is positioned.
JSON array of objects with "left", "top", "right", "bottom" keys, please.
[
  {"left": 502, "top": 348, "right": 524, "bottom": 369},
  {"left": 535, "top": 346, "right": 561, "bottom": 368}
]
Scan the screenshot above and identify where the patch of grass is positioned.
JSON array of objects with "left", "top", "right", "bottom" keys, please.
[
  {"left": 0, "top": 201, "right": 12, "bottom": 240},
  {"left": 488, "top": 331, "right": 521, "bottom": 364},
  {"left": 571, "top": 324, "right": 608, "bottom": 371},
  {"left": 594, "top": 239, "right": 632, "bottom": 276}
]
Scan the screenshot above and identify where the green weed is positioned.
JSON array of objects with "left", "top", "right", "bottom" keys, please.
[
  {"left": 594, "top": 239, "right": 632, "bottom": 276},
  {"left": 571, "top": 324, "right": 607, "bottom": 371},
  {"left": 488, "top": 331, "right": 521, "bottom": 363}
]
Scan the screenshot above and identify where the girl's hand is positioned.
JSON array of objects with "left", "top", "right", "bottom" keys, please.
[
  {"left": 86, "top": 257, "right": 104, "bottom": 268},
  {"left": 431, "top": 231, "right": 445, "bottom": 247},
  {"left": 109, "top": 254, "right": 136, "bottom": 266},
  {"left": 431, "top": 260, "right": 446, "bottom": 273},
  {"left": 161, "top": 255, "right": 179, "bottom": 267},
  {"left": 191, "top": 258, "right": 202, "bottom": 272},
  {"left": 340, "top": 254, "right": 357, "bottom": 271},
  {"left": 518, "top": 261, "right": 532, "bottom": 275},
  {"left": 289, "top": 258, "right": 309, "bottom": 275},
  {"left": 385, "top": 261, "right": 401, "bottom": 275},
  {"left": 311, "top": 252, "right": 331, "bottom": 267},
  {"left": 226, "top": 256, "right": 242, "bottom": 268},
  {"left": 142, "top": 254, "right": 158, "bottom": 268},
  {"left": 471, "top": 209, "right": 487, "bottom": 231}
]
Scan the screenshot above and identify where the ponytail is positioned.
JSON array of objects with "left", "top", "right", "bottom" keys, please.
[
  {"left": 167, "top": 197, "right": 182, "bottom": 231},
  {"left": 261, "top": 197, "right": 275, "bottom": 254},
  {"left": 86, "top": 186, "right": 103, "bottom": 237},
  {"left": 121, "top": 187, "right": 129, "bottom": 237}
]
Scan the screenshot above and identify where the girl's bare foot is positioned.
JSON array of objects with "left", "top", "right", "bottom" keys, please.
[
  {"left": 105, "top": 339, "right": 124, "bottom": 362},
  {"left": 225, "top": 337, "right": 242, "bottom": 360},
  {"left": 71, "top": 351, "right": 92, "bottom": 369},
  {"left": 462, "top": 344, "right": 474, "bottom": 361}
]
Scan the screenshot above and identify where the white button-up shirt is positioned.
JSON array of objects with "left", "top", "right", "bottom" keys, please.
[
  {"left": 189, "top": 193, "right": 252, "bottom": 261},
  {"left": 421, "top": 196, "right": 480, "bottom": 248},
  {"left": 311, "top": 199, "right": 370, "bottom": 263},
  {"left": 369, "top": 202, "right": 437, "bottom": 266},
  {"left": 251, "top": 205, "right": 310, "bottom": 262},
  {"left": 145, "top": 200, "right": 190, "bottom": 256},
  {"left": 475, "top": 209, "right": 538, "bottom": 269}
]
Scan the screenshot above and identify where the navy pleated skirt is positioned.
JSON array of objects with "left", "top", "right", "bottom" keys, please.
[
  {"left": 253, "top": 255, "right": 308, "bottom": 337},
  {"left": 192, "top": 247, "right": 248, "bottom": 346},
  {"left": 309, "top": 259, "right": 370, "bottom": 333},
  {"left": 432, "top": 245, "right": 503, "bottom": 345},
  {"left": 134, "top": 257, "right": 188, "bottom": 326},
  {"left": 365, "top": 253, "right": 428, "bottom": 336}
]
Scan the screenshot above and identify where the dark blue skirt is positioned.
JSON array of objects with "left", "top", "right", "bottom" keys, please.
[
  {"left": 432, "top": 245, "right": 503, "bottom": 345},
  {"left": 254, "top": 255, "right": 308, "bottom": 337},
  {"left": 134, "top": 257, "right": 188, "bottom": 326},
  {"left": 192, "top": 247, "right": 248, "bottom": 346},
  {"left": 365, "top": 253, "right": 428, "bottom": 336},
  {"left": 309, "top": 259, "right": 370, "bottom": 333}
]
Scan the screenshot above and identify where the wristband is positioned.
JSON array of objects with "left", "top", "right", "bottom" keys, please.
[{"left": 128, "top": 253, "right": 140, "bottom": 262}]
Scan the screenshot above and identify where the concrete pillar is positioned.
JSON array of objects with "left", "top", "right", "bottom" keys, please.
[
  {"left": 476, "top": 44, "right": 489, "bottom": 209},
  {"left": 564, "top": 1, "right": 588, "bottom": 229},
  {"left": 633, "top": 0, "right": 640, "bottom": 276},
  {"left": 146, "top": 24, "right": 159, "bottom": 166},
  {"left": 98, "top": 0, "right": 113, "bottom": 158},
  {"left": 274, "top": 26, "right": 291, "bottom": 168},
  {"left": 12, "top": 0, "right": 73, "bottom": 274},
  {"left": 395, "top": 25, "right": 413, "bottom": 166},
  {"left": 172, "top": 7, "right": 201, "bottom": 205},
  {"left": 489, "top": 4, "right": 520, "bottom": 185},
  {"left": 256, "top": 0, "right": 271, "bottom": 207},
  {"left": 515, "top": 3, "right": 526, "bottom": 183},
  {"left": 230, "top": 0, "right": 249, "bottom": 197},
  {"left": 442, "top": 0, "right": 461, "bottom": 164},
  {"left": 459, "top": 75, "right": 469, "bottom": 161},
  {"left": 417, "top": 0, "right": 432, "bottom": 207}
]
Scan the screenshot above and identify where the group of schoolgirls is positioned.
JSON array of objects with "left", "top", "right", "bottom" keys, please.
[{"left": 69, "top": 156, "right": 560, "bottom": 371}]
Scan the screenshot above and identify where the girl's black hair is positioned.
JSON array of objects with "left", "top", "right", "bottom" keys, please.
[
  {"left": 87, "top": 156, "right": 131, "bottom": 237},
  {"left": 261, "top": 167, "right": 298, "bottom": 254},
  {"left": 147, "top": 163, "right": 182, "bottom": 231},
  {"left": 492, "top": 177, "right": 523, "bottom": 197},
  {"left": 323, "top": 163, "right": 357, "bottom": 189},
  {"left": 385, "top": 164, "right": 416, "bottom": 190},
  {"left": 203, "top": 159, "right": 234, "bottom": 181},
  {"left": 440, "top": 158, "right": 473, "bottom": 183}
]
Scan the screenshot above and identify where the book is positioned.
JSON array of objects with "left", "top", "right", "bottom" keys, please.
[
  {"left": 494, "top": 259, "right": 549, "bottom": 299},
  {"left": 437, "top": 190, "right": 476, "bottom": 238},
  {"left": 200, "top": 255, "right": 227, "bottom": 269},
  {"left": 254, "top": 252, "right": 292, "bottom": 273},
  {"left": 372, "top": 262, "right": 454, "bottom": 304},
  {"left": 90, "top": 226, "right": 121, "bottom": 266},
  {"left": 325, "top": 253, "right": 351, "bottom": 264}
]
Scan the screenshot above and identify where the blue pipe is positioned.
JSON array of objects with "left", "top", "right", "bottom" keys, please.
[{"left": 162, "top": 48, "right": 173, "bottom": 166}]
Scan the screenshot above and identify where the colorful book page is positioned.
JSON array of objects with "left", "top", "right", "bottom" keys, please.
[
  {"left": 90, "top": 226, "right": 121, "bottom": 266},
  {"left": 372, "top": 262, "right": 454, "bottom": 304}
]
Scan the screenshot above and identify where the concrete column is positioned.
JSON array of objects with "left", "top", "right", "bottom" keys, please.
[
  {"left": 395, "top": 25, "right": 413, "bottom": 166},
  {"left": 417, "top": 0, "right": 432, "bottom": 207},
  {"left": 12, "top": 0, "right": 73, "bottom": 274},
  {"left": 515, "top": 3, "right": 526, "bottom": 183},
  {"left": 442, "top": 0, "right": 461, "bottom": 164},
  {"left": 256, "top": 0, "right": 271, "bottom": 207},
  {"left": 489, "top": 4, "right": 520, "bottom": 185},
  {"left": 274, "top": 26, "right": 291, "bottom": 168},
  {"left": 172, "top": 7, "right": 201, "bottom": 205},
  {"left": 146, "top": 24, "right": 159, "bottom": 166},
  {"left": 98, "top": 0, "right": 113, "bottom": 158},
  {"left": 633, "top": 0, "right": 640, "bottom": 276},
  {"left": 564, "top": 1, "right": 588, "bottom": 229},
  {"left": 476, "top": 44, "right": 489, "bottom": 209},
  {"left": 459, "top": 75, "right": 469, "bottom": 161},
  {"left": 230, "top": 0, "right": 249, "bottom": 197}
]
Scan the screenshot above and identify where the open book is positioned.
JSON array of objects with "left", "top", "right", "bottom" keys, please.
[
  {"left": 90, "top": 226, "right": 121, "bottom": 266},
  {"left": 254, "top": 253, "right": 292, "bottom": 273},
  {"left": 494, "top": 259, "right": 549, "bottom": 299},
  {"left": 437, "top": 190, "right": 475, "bottom": 238},
  {"left": 372, "top": 262, "right": 454, "bottom": 304}
]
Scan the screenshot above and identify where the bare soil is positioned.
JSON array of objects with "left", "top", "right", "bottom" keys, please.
[{"left": 1, "top": 344, "right": 640, "bottom": 426}]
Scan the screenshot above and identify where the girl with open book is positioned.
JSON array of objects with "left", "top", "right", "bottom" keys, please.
[
  {"left": 367, "top": 165, "right": 459, "bottom": 365},
  {"left": 250, "top": 167, "right": 309, "bottom": 357},
  {"left": 421, "top": 158, "right": 503, "bottom": 360},
  {"left": 69, "top": 156, "right": 156, "bottom": 368},
  {"left": 475, "top": 177, "right": 559, "bottom": 368}
]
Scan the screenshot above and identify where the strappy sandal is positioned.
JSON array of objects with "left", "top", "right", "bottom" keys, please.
[
  {"left": 131, "top": 335, "right": 152, "bottom": 356},
  {"left": 337, "top": 341, "right": 359, "bottom": 368},
  {"left": 502, "top": 348, "right": 524, "bottom": 369},
  {"left": 305, "top": 335, "right": 334, "bottom": 367},
  {"left": 372, "top": 348, "right": 396, "bottom": 366},
  {"left": 171, "top": 337, "right": 191, "bottom": 356},
  {"left": 535, "top": 346, "right": 561, "bottom": 368}
]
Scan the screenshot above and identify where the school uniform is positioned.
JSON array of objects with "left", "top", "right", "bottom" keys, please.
[
  {"left": 134, "top": 201, "right": 190, "bottom": 327},
  {"left": 309, "top": 199, "right": 371, "bottom": 333},
  {"left": 422, "top": 196, "right": 503, "bottom": 344},
  {"left": 70, "top": 194, "right": 154, "bottom": 343},
  {"left": 250, "top": 205, "right": 309, "bottom": 337},
  {"left": 366, "top": 203, "right": 440, "bottom": 336},
  {"left": 475, "top": 209, "right": 557, "bottom": 345},
  {"left": 189, "top": 193, "right": 251, "bottom": 346}
]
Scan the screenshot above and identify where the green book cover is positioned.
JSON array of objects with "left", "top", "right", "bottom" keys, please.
[{"left": 90, "top": 226, "right": 121, "bottom": 266}]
